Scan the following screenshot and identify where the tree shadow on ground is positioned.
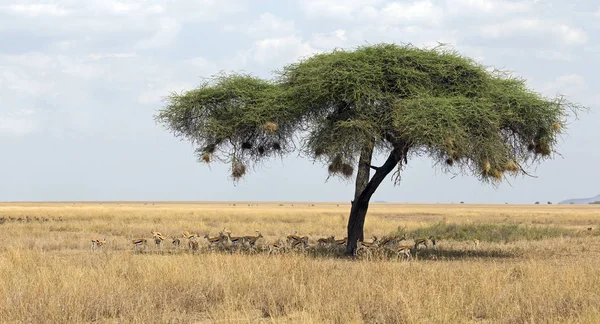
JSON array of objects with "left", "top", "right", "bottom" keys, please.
[
  {"left": 127, "top": 245, "right": 521, "bottom": 261},
  {"left": 316, "top": 246, "right": 521, "bottom": 261}
]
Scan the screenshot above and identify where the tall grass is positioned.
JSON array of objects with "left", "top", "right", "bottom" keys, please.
[
  {"left": 402, "top": 222, "right": 580, "bottom": 242},
  {"left": 1, "top": 202, "right": 600, "bottom": 323}
]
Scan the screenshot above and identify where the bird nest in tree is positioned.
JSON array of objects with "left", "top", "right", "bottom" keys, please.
[
  {"left": 527, "top": 140, "right": 551, "bottom": 156},
  {"left": 328, "top": 155, "right": 354, "bottom": 178},
  {"left": 232, "top": 162, "right": 247, "bottom": 179},
  {"left": 505, "top": 160, "right": 519, "bottom": 173},
  {"left": 201, "top": 153, "right": 211, "bottom": 163},
  {"left": 241, "top": 142, "right": 253, "bottom": 150},
  {"left": 263, "top": 122, "right": 278, "bottom": 133},
  {"left": 272, "top": 142, "right": 281, "bottom": 151},
  {"left": 552, "top": 123, "right": 561, "bottom": 131},
  {"left": 203, "top": 144, "right": 216, "bottom": 154}
]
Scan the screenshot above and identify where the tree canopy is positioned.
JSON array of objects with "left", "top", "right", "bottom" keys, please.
[
  {"left": 155, "top": 43, "right": 583, "bottom": 255},
  {"left": 156, "top": 43, "right": 579, "bottom": 183}
]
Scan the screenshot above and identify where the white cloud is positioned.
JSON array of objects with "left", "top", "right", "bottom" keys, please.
[
  {"left": 300, "top": 0, "right": 385, "bottom": 20},
  {"left": 445, "top": 0, "right": 532, "bottom": 15},
  {"left": 138, "top": 82, "right": 194, "bottom": 105},
  {"left": 534, "top": 50, "right": 573, "bottom": 61},
  {"left": 252, "top": 36, "right": 317, "bottom": 65},
  {"left": 543, "top": 74, "right": 587, "bottom": 96},
  {"left": 0, "top": 3, "right": 70, "bottom": 17},
  {"left": 135, "top": 17, "right": 182, "bottom": 49},
  {"left": 0, "top": 109, "right": 39, "bottom": 136},
  {"left": 380, "top": 1, "right": 443, "bottom": 25},
  {"left": 554, "top": 24, "right": 588, "bottom": 45},
  {"left": 0, "top": 1, "right": 245, "bottom": 51},
  {"left": 87, "top": 53, "right": 138, "bottom": 60},
  {"left": 310, "top": 29, "right": 348, "bottom": 49},
  {"left": 480, "top": 19, "right": 588, "bottom": 45},
  {"left": 246, "top": 13, "right": 296, "bottom": 38}
]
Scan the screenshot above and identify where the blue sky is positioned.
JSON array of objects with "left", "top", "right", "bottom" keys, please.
[{"left": 0, "top": 0, "right": 598, "bottom": 203}]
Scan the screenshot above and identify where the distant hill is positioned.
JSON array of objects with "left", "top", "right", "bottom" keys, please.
[{"left": 559, "top": 194, "right": 600, "bottom": 205}]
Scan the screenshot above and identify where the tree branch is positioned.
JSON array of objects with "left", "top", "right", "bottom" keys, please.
[
  {"left": 361, "top": 162, "right": 380, "bottom": 171},
  {"left": 516, "top": 161, "right": 539, "bottom": 179}
]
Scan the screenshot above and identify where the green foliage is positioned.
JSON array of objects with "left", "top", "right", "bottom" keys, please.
[
  {"left": 155, "top": 43, "right": 584, "bottom": 182},
  {"left": 154, "top": 73, "right": 299, "bottom": 180},
  {"left": 398, "top": 222, "right": 577, "bottom": 243}
]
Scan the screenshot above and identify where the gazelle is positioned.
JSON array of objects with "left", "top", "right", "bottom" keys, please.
[
  {"left": 394, "top": 245, "right": 412, "bottom": 260},
  {"left": 379, "top": 234, "right": 404, "bottom": 248},
  {"left": 267, "top": 239, "right": 285, "bottom": 255},
  {"left": 91, "top": 238, "right": 106, "bottom": 251},
  {"left": 358, "top": 236, "right": 379, "bottom": 259},
  {"left": 132, "top": 238, "right": 148, "bottom": 252},
  {"left": 359, "top": 236, "right": 379, "bottom": 249},
  {"left": 414, "top": 236, "right": 433, "bottom": 250},
  {"left": 286, "top": 232, "right": 303, "bottom": 245},
  {"left": 204, "top": 231, "right": 227, "bottom": 249},
  {"left": 171, "top": 237, "right": 181, "bottom": 248},
  {"left": 182, "top": 231, "right": 198, "bottom": 240},
  {"left": 243, "top": 231, "right": 264, "bottom": 249},
  {"left": 225, "top": 230, "right": 246, "bottom": 247},
  {"left": 152, "top": 231, "right": 165, "bottom": 249},
  {"left": 188, "top": 239, "right": 199, "bottom": 251},
  {"left": 290, "top": 236, "right": 309, "bottom": 251},
  {"left": 333, "top": 236, "right": 347, "bottom": 247},
  {"left": 317, "top": 235, "right": 335, "bottom": 246},
  {"left": 473, "top": 239, "right": 480, "bottom": 249}
]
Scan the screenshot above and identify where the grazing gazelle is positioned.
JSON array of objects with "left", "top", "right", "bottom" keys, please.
[
  {"left": 152, "top": 231, "right": 165, "bottom": 249},
  {"left": 188, "top": 239, "right": 199, "bottom": 251},
  {"left": 91, "top": 238, "right": 106, "bottom": 251},
  {"left": 182, "top": 231, "right": 198, "bottom": 240},
  {"left": 171, "top": 237, "right": 181, "bottom": 248},
  {"left": 267, "top": 239, "right": 285, "bottom": 255},
  {"left": 131, "top": 238, "right": 148, "bottom": 252}
]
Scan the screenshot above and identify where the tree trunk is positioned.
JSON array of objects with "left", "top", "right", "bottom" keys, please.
[
  {"left": 346, "top": 147, "right": 405, "bottom": 256},
  {"left": 352, "top": 145, "right": 374, "bottom": 242}
]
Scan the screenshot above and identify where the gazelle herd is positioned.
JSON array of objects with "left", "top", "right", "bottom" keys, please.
[{"left": 91, "top": 229, "right": 440, "bottom": 260}]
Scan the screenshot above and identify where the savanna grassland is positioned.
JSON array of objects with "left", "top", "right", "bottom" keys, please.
[{"left": 1, "top": 202, "right": 600, "bottom": 324}]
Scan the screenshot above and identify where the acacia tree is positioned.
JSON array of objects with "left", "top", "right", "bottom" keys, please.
[{"left": 155, "top": 43, "right": 582, "bottom": 256}]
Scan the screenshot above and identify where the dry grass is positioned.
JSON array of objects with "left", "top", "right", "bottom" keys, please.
[{"left": 1, "top": 202, "right": 600, "bottom": 323}]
